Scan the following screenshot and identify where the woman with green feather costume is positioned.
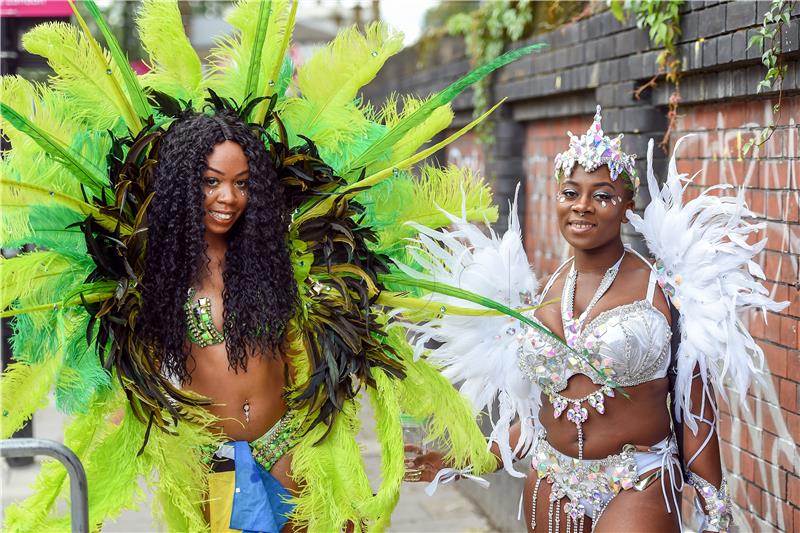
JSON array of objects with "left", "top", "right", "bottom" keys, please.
[{"left": 0, "top": 1, "right": 548, "bottom": 531}]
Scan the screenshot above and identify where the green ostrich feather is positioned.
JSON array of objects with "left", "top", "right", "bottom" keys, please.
[
  {"left": 0, "top": 359, "right": 59, "bottom": 439},
  {"left": 391, "top": 328, "right": 497, "bottom": 474},
  {"left": 288, "top": 398, "right": 374, "bottom": 530},
  {"left": 341, "top": 42, "right": 547, "bottom": 177},
  {"left": 278, "top": 22, "right": 403, "bottom": 155},
  {"left": 358, "top": 371, "right": 404, "bottom": 526},
  {"left": 136, "top": 0, "right": 203, "bottom": 103},
  {"left": 79, "top": 0, "right": 152, "bottom": 122},
  {"left": 0, "top": 77, "right": 83, "bottom": 165},
  {"left": 2, "top": 391, "right": 219, "bottom": 532},
  {"left": 357, "top": 94, "right": 454, "bottom": 178},
  {"left": 206, "top": 0, "right": 295, "bottom": 110},
  {"left": 21, "top": 21, "right": 135, "bottom": 131},
  {"left": 1, "top": 250, "right": 79, "bottom": 310},
  {"left": 0, "top": 103, "right": 108, "bottom": 191},
  {"left": 2, "top": 205, "right": 87, "bottom": 258},
  {"left": 359, "top": 164, "right": 497, "bottom": 260},
  {"left": 293, "top": 99, "right": 503, "bottom": 225}
]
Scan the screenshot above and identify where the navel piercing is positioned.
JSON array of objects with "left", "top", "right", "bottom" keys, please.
[{"left": 243, "top": 400, "right": 251, "bottom": 423}]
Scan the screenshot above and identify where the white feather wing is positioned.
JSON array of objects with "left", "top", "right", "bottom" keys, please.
[
  {"left": 628, "top": 138, "right": 788, "bottom": 433},
  {"left": 395, "top": 190, "right": 540, "bottom": 476}
]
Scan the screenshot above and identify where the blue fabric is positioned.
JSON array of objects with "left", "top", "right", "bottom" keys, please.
[{"left": 229, "top": 441, "right": 294, "bottom": 533}]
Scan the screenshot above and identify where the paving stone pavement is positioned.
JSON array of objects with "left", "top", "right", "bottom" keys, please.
[{"left": 1, "top": 397, "right": 495, "bottom": 532}]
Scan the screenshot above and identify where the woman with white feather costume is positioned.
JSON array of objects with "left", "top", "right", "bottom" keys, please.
[{"left": 400, "top": 106, "right": 788, "bottom": 533}]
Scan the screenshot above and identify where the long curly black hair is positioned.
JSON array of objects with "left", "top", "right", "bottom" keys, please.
[{"left": 138, "top": 110, "right": 297, "bottom": 383}]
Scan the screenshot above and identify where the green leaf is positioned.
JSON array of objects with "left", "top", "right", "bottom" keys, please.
[
  {"left": 610, "top": 0, "right": 626, "bottom": 22},
  {"left": 747, "top": 34, "right": 763, "bottom": 50},
  {"left": 767, "top": 55, "right": 777, "bottom": 69}
]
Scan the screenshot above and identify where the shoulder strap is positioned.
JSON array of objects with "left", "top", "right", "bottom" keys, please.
[
  {"left": 625, "top": 246, "right": 666, "bottom": 304},
  {"left": 539, "top": 257, "right": 573, "bottom": 301},
  {"left": 646, "top": 269, "right": 658, "bottom": 304}
]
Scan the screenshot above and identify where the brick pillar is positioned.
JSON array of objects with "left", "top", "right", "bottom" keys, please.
[{"left": 486, "top": 104, "right": 528, "bottom": 232}]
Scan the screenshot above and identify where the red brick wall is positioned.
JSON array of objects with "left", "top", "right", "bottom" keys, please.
[
  {"left": 444, "top": 131, "right": 485, "bottom": 177},
  {"left": 522, "top": 99, "right": 798, "bottom": 531},
  {"left": 671, "top": 96, "right": 799, "bottom": 533}
]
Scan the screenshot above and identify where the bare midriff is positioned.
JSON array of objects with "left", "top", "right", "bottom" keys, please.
[
  {"left": 539, "top": 375, "right": 672, "bottom": 459},
  {"left": 186, "top": 342, "right": 288, "bottom": 443}
]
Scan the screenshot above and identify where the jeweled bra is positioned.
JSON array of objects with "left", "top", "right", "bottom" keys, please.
[
  {"left": 517, "top": 249, "right": 672, "bottom": 458},
  {"left": 185, "top": 288, "right": 225, "bottom": 347}
]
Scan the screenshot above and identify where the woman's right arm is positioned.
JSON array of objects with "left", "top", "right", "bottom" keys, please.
[{"left": 406, "top": 419, "right": 527, "bottom": 482}]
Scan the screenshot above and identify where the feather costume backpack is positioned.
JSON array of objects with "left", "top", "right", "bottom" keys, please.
[{"left": 0, "top": 1, "right": 547, "bottom": 531}]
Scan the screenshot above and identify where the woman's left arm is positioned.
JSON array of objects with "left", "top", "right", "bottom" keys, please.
[{"left": 681, "top": 366, "right": 733, "bottom": 533}]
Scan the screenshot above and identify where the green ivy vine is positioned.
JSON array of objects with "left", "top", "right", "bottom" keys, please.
[
  {"left": 610, "top": 0, "right": 683, "bottom": 148},
  {"left": 741, "top": 0, "right": 796, "bottom": 156},
  {"left": 446, "top": 0, "right": 535, "bottom": 142},
  {"left": 445, "top": 1, "right": 587, "bottom": 144}
]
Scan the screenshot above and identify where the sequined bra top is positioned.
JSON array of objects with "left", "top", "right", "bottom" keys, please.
[
  {"left": 184, "top": 288, "right": 225, "bottom": 347},
  {"left": 518, "top": 253, "right": 672, "bottom": 393}
]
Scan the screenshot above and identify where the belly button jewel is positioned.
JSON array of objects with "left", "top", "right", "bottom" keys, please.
[{"left": 243, "top": 400, "right": 251, "bottom": 423}]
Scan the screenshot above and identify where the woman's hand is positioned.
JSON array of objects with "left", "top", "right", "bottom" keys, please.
[{"left": 403, "top": 445, "right": 449, "bottom": 483}]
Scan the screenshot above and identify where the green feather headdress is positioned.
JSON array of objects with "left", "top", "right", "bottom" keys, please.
[{"left": 0, "top": 0, "right": 549, "bottom": 529}]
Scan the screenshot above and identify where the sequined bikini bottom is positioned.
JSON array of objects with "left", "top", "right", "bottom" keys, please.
[{"left": 529, "top": 431, "right": 680, "bottom": 533}]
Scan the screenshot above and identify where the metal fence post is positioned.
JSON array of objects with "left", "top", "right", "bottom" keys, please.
[{"left": 1, "top": 438, "right": 88, "bottom": 533}]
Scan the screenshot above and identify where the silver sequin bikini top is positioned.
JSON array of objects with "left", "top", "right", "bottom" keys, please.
[{"left": 518, "top": 255, "right": 672, "bottom": 393}]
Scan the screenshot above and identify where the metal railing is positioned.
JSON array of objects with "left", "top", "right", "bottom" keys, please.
[{"left": 1, "top": 438, "right": 88, "bottom": 533}]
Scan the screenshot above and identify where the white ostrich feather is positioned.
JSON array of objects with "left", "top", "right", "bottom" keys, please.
[
  {"left": 395, "top": 186, "right": 540, "bottom": 476},
  {"left": 627, "top": 137, "right": 788, "bottom": 433}
]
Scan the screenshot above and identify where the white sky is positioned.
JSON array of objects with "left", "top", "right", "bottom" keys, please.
[
  {"left": 305, "top": 0, "right": 440, "bottom": 45},
  {"left": 96, "top": 0, "right": 441, "bottom": 47},
  {"left": 378, "top": 0, "right": 440, "bottom": 45}
]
